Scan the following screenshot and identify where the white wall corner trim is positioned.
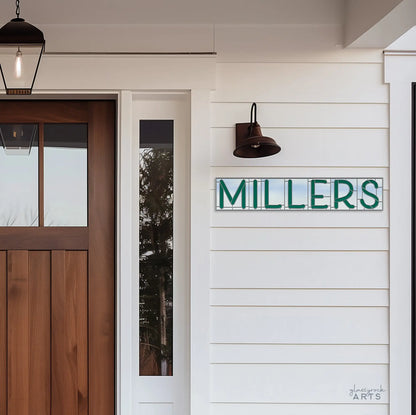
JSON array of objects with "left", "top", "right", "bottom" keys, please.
[{"left": 385, "top": 52, "right": 416, "bottom": 415}]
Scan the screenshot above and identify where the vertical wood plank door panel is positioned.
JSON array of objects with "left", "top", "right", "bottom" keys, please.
[
  {"left": 7, "top": 251, "right": 30, "bottom": 415},
  {"left": 52, "top": 251, "right": 88, "bottom": 415},
  {"left": 28, "top": 251, "right": 51, "bottom": 415},
  {"left": 0, "top": 101, "right": 115, "bottom": 415},
  {"left": 0, "top": 252, "right": 6, "bottom": 415},
  {"left": 7, "top": 251, "right": 51, "bottom": 415}
]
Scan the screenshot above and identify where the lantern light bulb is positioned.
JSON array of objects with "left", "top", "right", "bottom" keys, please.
[{"left": 15, "top": 48, "right": 22, "bottom": 79}]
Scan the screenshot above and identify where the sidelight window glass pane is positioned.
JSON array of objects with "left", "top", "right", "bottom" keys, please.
[
  {"left": 44, "top": 124, "right": 88, "bottom": 226},
  {"left": 139, "top": 120, "right": 173, "bottom": 376},
  {"left": 0, "top": 124, "right": 38, "bottom": 226}
]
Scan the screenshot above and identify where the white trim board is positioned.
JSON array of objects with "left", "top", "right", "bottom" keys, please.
[
  {"left": 118, "top": 90, "right": 135, "bottom": 415},
  {"left": 4, "top": 55, "right": 216, "bottom": 92},
  {"left": 133, "top": 92, "right": 191, "bottom": 414},
  {"left": 385, "top": 53, "right": 416, "bottom": 415}
]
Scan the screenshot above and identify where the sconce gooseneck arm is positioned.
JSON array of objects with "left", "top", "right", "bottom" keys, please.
[
  {"left": 15, "top": 0, "right": 20, "bottom": 18},
  {"left": 249, "top": 102, "right": 257, "bottom": 136}
]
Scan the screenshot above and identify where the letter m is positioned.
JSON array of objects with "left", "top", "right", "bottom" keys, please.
[{"left": 219, "top": 179, "right": 246, "bottom": 209}]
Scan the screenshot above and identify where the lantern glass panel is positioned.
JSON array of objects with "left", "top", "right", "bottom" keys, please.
[{"left": 0, "top": 44, "right": 43, "bottom": 91}]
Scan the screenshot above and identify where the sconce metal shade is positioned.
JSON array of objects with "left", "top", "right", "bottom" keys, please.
[
  {"left": 0, "top": 17, "right": 45, "bottom": 95},
  {"left": 233, "top": 103, "right": 281, "bottom": 158}
]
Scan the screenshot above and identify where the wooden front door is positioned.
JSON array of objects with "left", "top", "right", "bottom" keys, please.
[{"left": 0, "top": 101, "right": 115, "bottom": 415}]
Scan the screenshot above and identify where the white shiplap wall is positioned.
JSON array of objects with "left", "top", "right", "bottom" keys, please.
[{"left": 209, "top": 62, "right": 389, "bottom": 415}]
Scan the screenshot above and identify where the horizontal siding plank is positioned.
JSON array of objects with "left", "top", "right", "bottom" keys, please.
[
  {"left": 211, "top": 251, "right": 388, "bottom": 289},
  {"left": 211, "top": 307, "right": 388, "bottom": 344},
  {"left": 210, "top": 167, "right": 389, "bottom": 189},
  {"left": 138, "top": 403, "right": 173, "bottom": 415},
  {"left": 211, "top": 190, "right": 389, "bottom": 228},
  {"left": 211, "top": 103, "right": 388, "bottom": 128},
  {"left": 211, "top": 403, "right": 388, "bottom": 415},
  {"left": 212, "top": 63, "right": 388, "bottom": 103},
  {"left": 210, "top": 128, "right": 389, "bottom": 167},
  {"left": 210, "top": 344, "right": 389, "bottom": 364},
  {"left": 211, "top": 228, "right": 388, "bottom": 251},
  {"left": 211, "top": 364, "right": 388, "bottom": 403},
  {"left": 210, "top": 289, "right": 389, "bottom": 307}
]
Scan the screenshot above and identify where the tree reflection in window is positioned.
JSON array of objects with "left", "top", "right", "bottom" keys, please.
[{"left": 139, "top": 120, "right": 173, "bottom": 376}]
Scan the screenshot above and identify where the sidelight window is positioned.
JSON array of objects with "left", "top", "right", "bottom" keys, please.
[{"left": 139, "top": 120, "right": 174, "bottom": 376}]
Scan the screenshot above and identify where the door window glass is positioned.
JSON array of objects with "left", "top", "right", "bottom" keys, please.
[
  {"left": 0, "top": 124, "right": 38, "bottom": 226},
  {"left": 44, "top": 124, "right": 88, "bottom": 226}
]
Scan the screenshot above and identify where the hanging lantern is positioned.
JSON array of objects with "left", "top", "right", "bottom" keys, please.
[{"left": 0, "top": 0, "right": 45, "bottom": 95}]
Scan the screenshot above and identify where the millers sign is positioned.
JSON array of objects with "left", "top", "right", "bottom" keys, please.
[{"left": 216, "top": 178, "right": 383, "bottom": 211}]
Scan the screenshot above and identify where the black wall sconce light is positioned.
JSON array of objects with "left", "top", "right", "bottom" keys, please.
[
  {"left": 0, "top": 0, "right": 45, "bottom": 95},
  {"left": 234, "top": 103, "right": 281, "bottom": 158}
]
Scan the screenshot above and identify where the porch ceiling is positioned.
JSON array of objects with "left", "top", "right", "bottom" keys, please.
[
  {"left": 0, "top": 0, "right": 414, "bottom": 49},
  {"left": 0, "top": 0, "right": 343, "bottom": 25}
]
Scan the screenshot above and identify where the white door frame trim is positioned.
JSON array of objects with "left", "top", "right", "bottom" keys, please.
[
  {"left": 118, "top": 89, "right": 211, "bottom": 415},
  {"left": 0, "top": 54, "right": 215, "bottom": 415}
]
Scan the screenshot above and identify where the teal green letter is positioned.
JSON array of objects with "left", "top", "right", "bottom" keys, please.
[
  {"left": 360, "top": 180, "right": 379, "bottom": 209},
  {"left": 253, "top": 179, "right": 258, "bottom": 209},
  {"left": 265, "top": 180, "right": 282, "bottom": 209},
  {"left": 311, "top": 179, "right": 328, "bottom": 209},
  {"left": 219, "top": 179, "right": 246, "bottom": 209},
  {"left": 334, "top": 179, "right": 355, "bottom": 209},
  {"left": 288, "top": 179, "right": 305, "bottom": 209}
]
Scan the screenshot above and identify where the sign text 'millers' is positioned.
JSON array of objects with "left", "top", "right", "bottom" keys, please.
[{"left": 216, "top": 178, "right": 383, "bottom": 211}]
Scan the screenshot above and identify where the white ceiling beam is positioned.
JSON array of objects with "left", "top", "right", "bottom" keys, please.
[{"left": 344, "top": 0, "right": 416, "bottom": 48}]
